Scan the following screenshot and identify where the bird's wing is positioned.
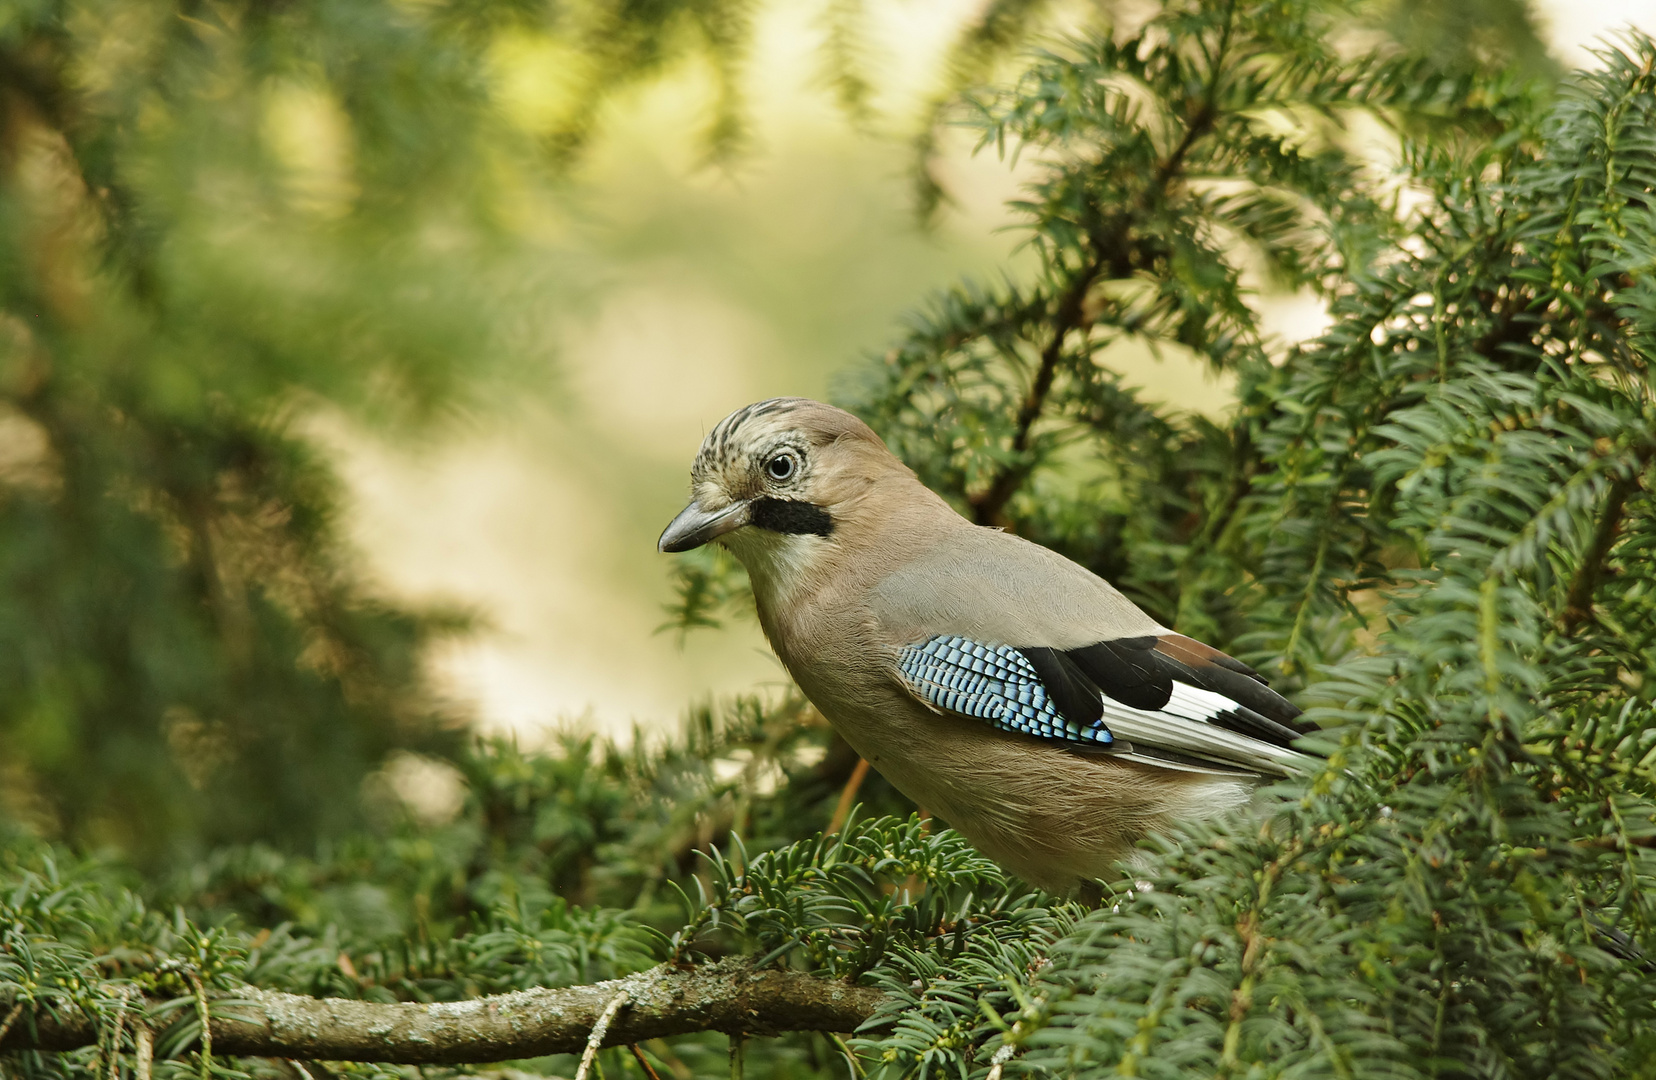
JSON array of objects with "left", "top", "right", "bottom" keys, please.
[
  {"left": 893, "top": 633, "right": 1312, "bottom": 776},
  {"left": 871, "top": 530, "right": 1314, "bottom": 777}
]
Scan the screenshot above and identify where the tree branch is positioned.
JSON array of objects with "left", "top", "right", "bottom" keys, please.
[
  {"left": 1560, "top": 471, "right": 1638, "bottom": 630},
  {"left": 969, "top": 247, "right": 1107, "bottom": 527},
  {"left": 965, "top": 15, "right": 1229, "bottom": 528},
  {"left": 0, "top": 961, "right": 888, "bottom": 1065}
]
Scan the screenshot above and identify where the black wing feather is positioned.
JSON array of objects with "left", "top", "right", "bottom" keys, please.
[
  {"left": 1060, "top": 633, "right": 1313, "bottom": 752},
  {"left": 1014, "top": 647, "right": 1105, "bottom": 731},
  {"left": 1065, "top": 637, "right": 1173, "bottom": 710}
]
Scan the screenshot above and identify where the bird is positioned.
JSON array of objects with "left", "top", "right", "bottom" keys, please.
[{"left": 658, "top": 397, "right": 1315, "bottom": 894}]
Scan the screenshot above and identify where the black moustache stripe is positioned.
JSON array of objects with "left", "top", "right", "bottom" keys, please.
[{"left": 749, "top": 497, "right": 833, "bottom": 537}]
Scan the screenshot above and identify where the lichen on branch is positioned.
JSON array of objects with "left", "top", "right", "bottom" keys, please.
[{"left": 0, "top": 961, "right": 887, "bottom": 1065}]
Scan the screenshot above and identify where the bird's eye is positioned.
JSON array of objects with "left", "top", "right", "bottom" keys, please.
[{"left": 765, "top": 453, "right": 797, "bottom": 482}]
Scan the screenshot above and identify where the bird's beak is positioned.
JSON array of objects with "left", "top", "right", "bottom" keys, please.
[{"left": 658, "top": 498, "right": 750, "bottom": 553}]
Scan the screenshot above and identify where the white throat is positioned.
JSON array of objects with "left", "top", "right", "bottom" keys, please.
[{"left": 722, "top": 527, "right": 833, "bottom": 610}]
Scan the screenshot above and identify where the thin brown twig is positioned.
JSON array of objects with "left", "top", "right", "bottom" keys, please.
[
  {"left": 1561, "top": 472, "right": 1638, "bottom": 630},
  {"left": 967, "top": 10, "right": 1230, "bottom": 528},
  {"left": 628, "top": 1044, "right": 663, "bottom": 1080},
  {"left": 135, "top": 1026, "right": 153, "bottom": 1080},
  {"left": 969, "top": 247, "right": 1106, "bottom": 527},
  {"left": 0, "top": 1002, "right": 24, "bottom": 1045},
  {"left": 643, "top": 1039, "right": 693, "bottom": 1080},
  {"left": 827, "top": 758, "right": 870, "bottom": 834},
  {"left": 575, "top": 990, "right": 630, "bottom": 1080},
  {"left": 1573, "top": 834, "right": 1656, "bottom": 851},
  {"left": 106, "top": 990, "right": 135, "bottom": 1080},
  {"left": 183, "top": 967, "right": 212, "bottom": 1080}
]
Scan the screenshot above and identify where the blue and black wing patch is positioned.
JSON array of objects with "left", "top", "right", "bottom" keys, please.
[
  {"left": 895, "top": 636, "right": 1123, "bottom": 750},
  {"left": 895, "top": 632, "right": 1317, "bottom": 776}
]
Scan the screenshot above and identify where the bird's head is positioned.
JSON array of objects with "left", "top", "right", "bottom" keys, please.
[{"left": 657, "top": 398, "right": 902, "bottom": 576}]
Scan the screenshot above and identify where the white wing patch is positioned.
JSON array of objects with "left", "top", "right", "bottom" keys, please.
[{"left": 1101, "top": 684, "right": 1312, "bottom": 776}]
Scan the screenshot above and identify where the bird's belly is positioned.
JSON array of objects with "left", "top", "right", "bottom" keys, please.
[{"left": 804, "top": 679, "right": 1252, "bottom": 893}]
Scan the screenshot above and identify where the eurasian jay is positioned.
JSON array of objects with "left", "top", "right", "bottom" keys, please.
[{"left": 658, "top": 398, "right": 1314, "bottom": 894}]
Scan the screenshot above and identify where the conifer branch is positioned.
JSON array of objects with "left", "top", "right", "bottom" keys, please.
[
  {"left": 966, "top": 9, "right": 1229, "bottom": 527},
  {"left": 970, "top": 247, "right": 1108, "bottom": 526},
  {"left": 0, "top": 963, "right": 888, "bottom": 1065},
  {"left": 1560, "top": 469, "right": 1640, "bottom": 630}
]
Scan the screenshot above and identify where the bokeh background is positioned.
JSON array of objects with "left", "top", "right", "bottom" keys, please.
[{"left": 328, "top": 0, "right": 1656, "bottom": 738}]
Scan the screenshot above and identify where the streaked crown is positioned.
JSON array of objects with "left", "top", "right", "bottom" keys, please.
[{"left": 690, "top": 398, "right": 887, "bottom": 498}]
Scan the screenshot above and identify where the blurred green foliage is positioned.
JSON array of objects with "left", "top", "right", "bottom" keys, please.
[
  {"left": 0, "top": 0, "right": 854, "bottom": 858},
  {"left": 1378, "top": 0, "right": 1557, "bottom": 79},
  {"left": 0, "top": 0, "right": 528, "bottom": 856}
]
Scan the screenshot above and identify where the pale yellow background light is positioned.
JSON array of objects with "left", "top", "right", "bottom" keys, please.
[{"left": 1534, "top": 0, "right": 1656, "bottom": 68}]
